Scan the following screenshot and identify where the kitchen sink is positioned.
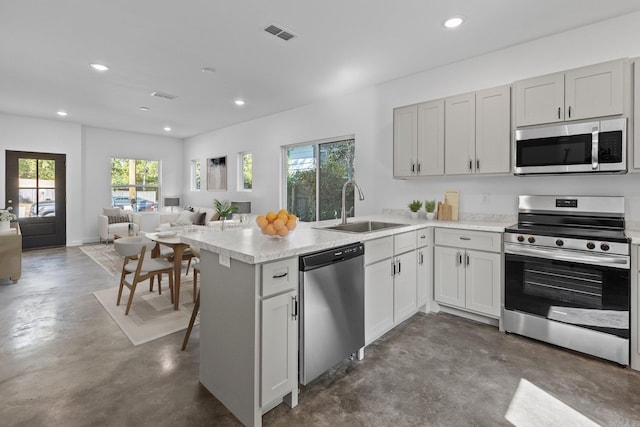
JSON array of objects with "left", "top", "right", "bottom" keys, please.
[{"left": 321, "top": 221, "right": 408, "bottom": 233}]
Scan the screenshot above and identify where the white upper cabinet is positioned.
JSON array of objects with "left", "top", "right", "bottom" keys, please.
[
  {"left": 475, "top": 85, "right": 511, "bottom": 174},
  {"left": 445, "top": 93, "right": 476, "bottom": 175},
  {"left": 417, "top": 99, "right": 445, "bottom": 176},
  {"left": 393, "top": 104, "right": 417, "bottom": 177},
  {"left": 515, "top": 59, "right": 625, "bottom": 127},
  {"left": 445, "top": 85, "right": 511, "bottom": 175},
  {"left": 634, "top": 59, "right": 640, "bottom": 170},
  {"left": 393, "top": 100, "right": 444, "bottom": 178}
]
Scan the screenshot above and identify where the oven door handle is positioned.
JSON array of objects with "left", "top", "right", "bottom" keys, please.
[{"left": 504, "top": 244, "right": 629, "bottom": 269}]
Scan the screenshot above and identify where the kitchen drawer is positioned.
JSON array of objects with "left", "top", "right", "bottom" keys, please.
[
  {"left": 261, "top": 257, "right": 298, "bottom": 297},
  {"left": 394, "top": 231, "right": 417, "bottom": 254},
  {"left": 416, "top": 227, "right": 430, "bottom": 249},
  {"left": 434, "top": 228, "right": 501, "bottom": 252},
  {"left": 365, "top": 236, "right": 393, "bottom": 265}
]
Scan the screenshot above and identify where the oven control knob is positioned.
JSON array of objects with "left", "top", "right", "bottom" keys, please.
[
  {"left": 527, "top": 236, "right": 535, "bottom": 243},
  {"left": 555, "top": 239, "right": 564, "bottom": 247},
  {"left": 601, "top": 243, "right": 610, "bottom": 251},
  {"left": 517, "top": 235, "right": 525, "bottom": 242},
  {"left": 586, "top": 242, "right": 596, "bottom": 250}
]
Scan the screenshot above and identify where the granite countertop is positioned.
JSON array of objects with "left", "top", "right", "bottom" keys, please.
[{"left": 180, "top": 214, "right": 514, "bottom": 264}]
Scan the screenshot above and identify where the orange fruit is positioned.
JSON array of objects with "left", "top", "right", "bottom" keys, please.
[
  {"left": 265, "top": 211, "right": 277, "bottom": 222},
  {"left": 277, "top": 227, "right": 289, "bottom": 237},
  {"left": 264, "top": 224, "right": 276, "bottom": 236},
  {"left": 277, "top": 213, "right": 289, "bottom": 223},
  {"left": 286, "top": 219, "right": 297, "bottom": 230},
  {"left": 278, "top": 208, "right": 289, "bottom": 216},
  {"left": 273, "top": 219, "right": 286, "bottom": 230},
  {"left": 288, "top": 214, "right": 297, "bottom": 221},
  {"left": 256, "top": 216, "right": 268, "bottom": 229}
]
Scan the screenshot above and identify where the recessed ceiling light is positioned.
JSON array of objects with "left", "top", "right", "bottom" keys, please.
[
  {"left": 234, "top": 99, "right": 245, "bottom": 106},
  {"left": 90, "top": 63, "right": 109, "bottom": 71},
  {"left": 163, "top": 126, "right": 172, "bottom": 132},
  {"left": 443, "top": 16, "right": 464, "bottom": 29},
  {"left": 56, "top": 111, "right": 68, "bottom": 117},
  {"left": 139, "top": 106, "right": 149, "bottom": 111},
  {"left": 201, "top": 67, "right": 216, "bottom": 74}
]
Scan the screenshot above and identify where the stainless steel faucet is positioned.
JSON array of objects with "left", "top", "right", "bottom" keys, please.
[{"left": 341, "top": 180, "right": 365, "bottom": 224}]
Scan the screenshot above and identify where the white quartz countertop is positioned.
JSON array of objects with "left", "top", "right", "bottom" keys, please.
[
  {"left": 180, "top": 214, "right": 513, "bottom": 264},
  {"left": 626, "top": 229, "right": 640, "bottom": 244}
]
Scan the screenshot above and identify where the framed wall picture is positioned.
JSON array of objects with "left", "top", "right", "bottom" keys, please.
[{"left": 207, "top": 156, "right": 227, "bottom": 192}]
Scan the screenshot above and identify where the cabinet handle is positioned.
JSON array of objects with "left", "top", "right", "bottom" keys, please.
[
  {"left": 397, "top": 260, "right": 401, "bottom": 274},
  {"left": 568, "top": 106, "right": 572, "bottom": 118},
  {"left": 411, "top": 162, "right": 415, "bottom": 173},
  {"left": 466, "top": 253, "right": 470, "bottom": 267},
  {"left": 557, "top": 107, "right": 561, "bottom": 119},
  {"left": 459, "top": 236, "right": 471, "bottom": 241},
  {"left": 457, "top": 252, "right": 462, "bottom": 265},
  {"left": 476, "top": 159, "right": 480, "bottom": 171},
  {"left": 291, "top": 296, "right": 298, "bottom": 320},
  {"left": 419, "top": 250, "right": 424, "bottom": 265},
  {"left": 417, "top": 163, "right": 421, "bottom": 173},
  {"left": 273, "top": 272, "right": 288, "bottom": 279},
  {"left": 392, "top": 261, "right": 396, "bottom": 276},
  {"left": 468, "top": 160, "right": 472, "bottom": 171}
]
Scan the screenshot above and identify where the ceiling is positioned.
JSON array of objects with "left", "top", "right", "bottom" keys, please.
[{"left": 2, "top": 1, "right": 640, "bottom": 139}]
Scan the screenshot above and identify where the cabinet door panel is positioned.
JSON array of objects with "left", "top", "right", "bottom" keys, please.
[
  {"left": 417, "top": 99, "right": 445, "bottom": 175},
  {"left": 445, "top": 93, "right": 476, "bottom": 175},
  {"left": 465, "top": 250, "right": 501, "bottom": 317},
  {"left": 565, "top": 59, "right": 624, "bottom": 121},
  {"left": 261, "top": 290, "right": 297, "bottom": 406},
  {"left": 394, "top": 252, "right": 417, "bottom": 322},
  {"left": 365, "top": 259, "right": 394, "bottom": 344},
  {"left": 394, "top": 105, "right": 418, "bottom": 178},
  {"left": 434, "top": 246, "right": 465, "bottom": 308},
  {"left": 475, "top": 85, "right": 511, "bottom": 174},
  {"left": 417, "top": 247, "right": 430, "bottom": 307},
  {"left": 514, "top": 72, "right": 564, "bottom": 126}
]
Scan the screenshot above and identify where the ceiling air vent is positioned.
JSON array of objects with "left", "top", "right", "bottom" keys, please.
[
  {"left": 150, "top": 91, "right": 177, "bottom": 100},
  {"left": 264, "top": 24, "right": 296, "bottom": 41}
]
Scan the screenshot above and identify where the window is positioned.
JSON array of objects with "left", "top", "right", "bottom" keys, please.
[
  {"left": 18, "top": 158, "right": 56, "bottom": 217},
  {"left": 191, "top": 160, "right": 201, "bottom": 191},
  {"left": 110, "top": 158, "right": 159, "bottom": 212},
  {"left": 238, "top": 152, "right": 252, "bottom": 191},
  {"left": 283, "top": 136, "right": 355, "bottom": 222}
]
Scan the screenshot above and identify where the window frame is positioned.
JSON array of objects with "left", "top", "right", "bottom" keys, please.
[
  {"left": 281, "top": 134, "right": 355, "bottom": 222},
  {"left": 110, "top": 157, "right": 160, "bottom": 212},
  {"left": 238, "top": 152, "right": 253, "bottom": 192},
  {"left": 191, "top": 159, "right": 201, "bottom": 192}
]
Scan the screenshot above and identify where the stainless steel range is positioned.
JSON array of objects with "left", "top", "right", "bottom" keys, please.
[{"left": 503, "top": 195, "right": 630, "bottom": 365}]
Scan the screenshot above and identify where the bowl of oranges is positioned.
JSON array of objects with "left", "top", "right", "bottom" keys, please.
[{"left": 256, "top": 209, "right": 298, "bottom": 238}]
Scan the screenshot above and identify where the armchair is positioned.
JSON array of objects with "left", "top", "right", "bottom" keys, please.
[
  {"left": 98, "top": 208, "right": 139, "bottom": 243},
  {"left": 0, "top": 222, "right": 22, "bottom": 283}
]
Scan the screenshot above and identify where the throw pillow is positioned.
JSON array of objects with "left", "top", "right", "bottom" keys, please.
[
  {"left": 191, "top": 211, "right": 206, "bottom": 225},
  {"left": 103, "top": 207, "right": 122, "bottom": 217},
  {"left": 175, "top": 210, "right": 194, "bottom": 225},
  {"left": 107, "top": 215, "right": 130, "bottom": 224}
]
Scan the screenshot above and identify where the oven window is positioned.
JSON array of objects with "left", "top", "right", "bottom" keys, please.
[
  {"left": 505, "top": 254, "right": 629, "bottom": 338},
  {"left": 516, "top": 134, "right": 591, "bottom": 167}
]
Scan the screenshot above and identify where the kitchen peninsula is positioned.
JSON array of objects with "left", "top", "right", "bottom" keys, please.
[{"left": 181, "top": 216, "right": 510, "bottom": 427}]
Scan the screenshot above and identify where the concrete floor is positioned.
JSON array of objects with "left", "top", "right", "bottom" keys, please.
[{"left": 2, "top": 247, "right": 640, "bottom": 426}]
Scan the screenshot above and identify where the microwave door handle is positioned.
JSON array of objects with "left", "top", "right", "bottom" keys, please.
[{"left": 591, "top": 126, "right": 599, "bottom": 170}]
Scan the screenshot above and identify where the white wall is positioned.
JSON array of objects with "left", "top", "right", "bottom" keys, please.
[
  {"left": 82, "top": 127, "right": 182, "bottom": 243},
  {"left": 0, "top": 113, "right": 183, "bottom": 245},
  {"left": 183, "top": 11, "right": 640, "bottom": 221}
]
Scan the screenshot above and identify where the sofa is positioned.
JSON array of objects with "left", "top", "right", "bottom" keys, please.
[
  {"left": 0, "top": 222, "right": 22, "bottom": 283},
  {"left": 132, "top": 207, "right": 220, "bottom": 231},
  {"left": 98, "top": 208, "right": 140, "bottom": 242}
]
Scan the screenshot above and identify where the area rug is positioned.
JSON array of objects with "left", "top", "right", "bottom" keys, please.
[{"left": 82, "top": 244, "right": 198, "bottom": 346}]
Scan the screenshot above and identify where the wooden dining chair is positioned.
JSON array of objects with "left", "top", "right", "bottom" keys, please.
[
  {"left": 182, "top": 245, "right": 201, "bottom": 350},
  {"left": 114, "top": 237, "right": 175, "bottom": 315}
]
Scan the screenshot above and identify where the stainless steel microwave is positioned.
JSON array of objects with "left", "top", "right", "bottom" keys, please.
[{"left": 514, "top": 118, "right": 626, "bottom": 175}]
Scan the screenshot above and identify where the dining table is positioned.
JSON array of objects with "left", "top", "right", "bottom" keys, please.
[{"left": 146, "top": 231, "right": 191, "bottom": 310}]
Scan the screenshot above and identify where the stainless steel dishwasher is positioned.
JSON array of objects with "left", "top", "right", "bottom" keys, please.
[{"left": 299, "top": 242, "right": 365, "bottom": 385}]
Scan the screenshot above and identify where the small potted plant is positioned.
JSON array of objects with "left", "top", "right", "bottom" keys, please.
[
  {"left": 0, "top": 207, "right": 17, "bottom": 233},
  {"left": 214, "top": 199, "right": 239, "bottom": 230},
  {"left": 425, "top": 200, "right": 436, "bottom": 220},
  {"left": 408, "top": 200, "right": 422, "bottom": 219}
]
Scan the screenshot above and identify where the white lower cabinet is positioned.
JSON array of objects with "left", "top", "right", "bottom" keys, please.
[
  {"left": 434, "top": 228, "right": 502, "bottom": 318},
  {"left": 364, "top": 231, "right": 420, "bottom": 345},
  {"left": 261, "top": 289, "right": 297, "bottom": 407}
]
